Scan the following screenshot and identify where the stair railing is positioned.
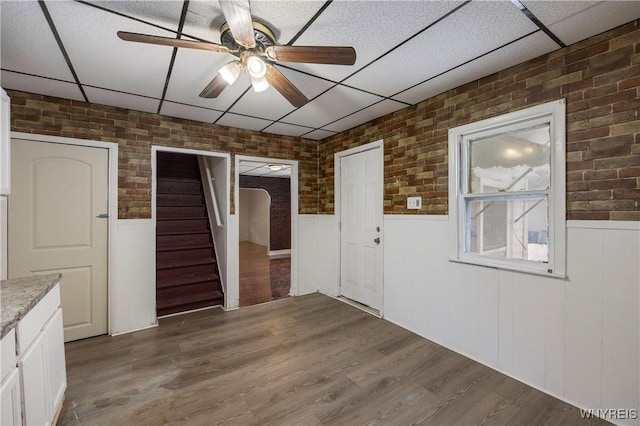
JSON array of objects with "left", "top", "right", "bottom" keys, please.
[{"left": 198, "top": 157, "right": 223, "bottom": 229}]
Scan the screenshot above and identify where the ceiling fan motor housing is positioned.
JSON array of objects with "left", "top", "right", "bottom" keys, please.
[{"left": 220, "top": 20, "right": 276, "bottom": 52}]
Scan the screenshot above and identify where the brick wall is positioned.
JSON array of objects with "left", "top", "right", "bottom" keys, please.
[
  {"left": 8, "top": 92, "right": 319, "bottom": 218},
  {"left": 8, "top": 20, "right": 639, "bottom": 221},
  {"left": 239, "top": 175, "right": 291, "bottom": 251},
  {"left": 319, "top": 20, "right": 640, "bottom": 220}
]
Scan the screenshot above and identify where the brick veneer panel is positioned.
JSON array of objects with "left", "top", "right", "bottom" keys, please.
[
  {"left": 319, "top": 20, "right": 640, "bottom": 220},
  {"left": 8, "top": 92, "right": 319, "bottom": 218},
  {"left": 239, "top": 175, "right": 291, "bottom": 251}
]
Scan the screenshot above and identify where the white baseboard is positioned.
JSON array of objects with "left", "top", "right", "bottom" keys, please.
[{"left": 269, "top": 249, "right": 291, "bottom": 258}]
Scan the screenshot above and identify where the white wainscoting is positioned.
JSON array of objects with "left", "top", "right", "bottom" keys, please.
[
  {"left": 297, "top": 215, "right": 320, "bottom": 295},
  {"left": 383, "top": 215, "right": 639, "bottom": 426},
  {"left": 110, "top": 219, "right": 157, "bottom": 335}
]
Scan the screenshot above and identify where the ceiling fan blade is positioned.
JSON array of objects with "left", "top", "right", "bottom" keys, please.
[
  {"left": 265, "top": 65, "right": 309, "bottom": 108},
  {"left": 219, "top": 0, "right": 255, "bottom": 48},
  {"left": 267, "top": 46, "right": 356, "bottom": 65},
  {"left": 199, "top": 73, "right": 229, "bottom": 98},
  {"left": 117, "top": 31, "right": 230, "bottom": 53}
]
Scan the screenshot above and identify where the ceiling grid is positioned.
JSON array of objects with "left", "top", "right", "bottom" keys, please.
[{"left": 1, "top": 0, "right": 638, "bottom": 140}]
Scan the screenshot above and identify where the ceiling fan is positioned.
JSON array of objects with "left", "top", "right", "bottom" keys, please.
[{"left": 117, "top": 0, "right": 356, "bottom": 107}]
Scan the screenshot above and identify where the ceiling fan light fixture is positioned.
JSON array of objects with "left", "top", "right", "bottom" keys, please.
[
  {"left": 250, "top": 74, "right": 269, "bottom": 92},
  {"left": 219, "top": 60, "right": 242, "bottom": 84},
  {"left": 246, "top": 55, "right": 267, "bottom": 79}
]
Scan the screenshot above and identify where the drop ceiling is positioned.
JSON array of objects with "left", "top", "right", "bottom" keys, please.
[
  {"left": 239, "top": 161, "right": 291, "bottom": 177},
  {"left": 1, "top": 0, "right": 638, "bottom": 141}
]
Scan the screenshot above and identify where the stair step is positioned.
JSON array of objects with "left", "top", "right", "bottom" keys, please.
[
  {"left": 156, "top": 257, "right": 216, "bottom": 271},
  {"left": 156, "top": 243, "right": 212, "bottom": 253},
  {"left": 156, "top": 280, "right": 221, "bottom": 298},
  {"left": 156, "top": 216, "right": 209, "bottom": 221},
  {"left": 157, "top": 233, "right": 211, "bottom": 249},
  {"left": 156, "top": 291, "right": 223, "bottom": 317},
  {"left": 157, "top": 179, "right": 203, "bottom": 195},
  {"left": 157, "top": 206, "right": 207, "bottom": 219},
  {"left": 157, "top": 218, "right": 209, "bottom": 234},
  {"left": 157, "top": 275, "right": 220, "bottom": 290},
  {"left": 156, "top": 230, "right": 211, "bottom": 236},
  {"left": 157, "top": 262, "right": 219, "bottom": 282},
  {"left": 157, "top": 193, "right": 204, "bottom": 206},
  {"left": 157, "top": 247, "right": 214, "bottom": 264}
]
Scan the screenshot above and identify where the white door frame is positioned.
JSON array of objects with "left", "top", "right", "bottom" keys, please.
[
  {"left": 10, "top": 132, "right": 118, "bottom": 333},
  {"left": 235, "top": 155, "right": 299, "bottom": 303},
  {"left": 151, "top": 145, "right": 231, "bottom": 310},
  {"left": 334, "top": 139, "right": 384, "bottom": 316}
]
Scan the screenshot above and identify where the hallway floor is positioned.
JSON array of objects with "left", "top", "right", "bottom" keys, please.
[{"left": 239, "top": 241, "right": 290, "bottom": 307}]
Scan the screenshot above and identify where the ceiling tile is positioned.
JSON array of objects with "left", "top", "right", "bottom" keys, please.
[
  {"left": 302, "top": 129, "right": 337, "bottom": 141},
  {"left": 216, "top": 112, "right": 272, "bottom": 131},
  {"left": 0, "top": 1, "right": 75, "bottom": 81},
  {"left": 263, "top": 122, "right": 315, "bottom": 138},
  {"left": 229, "top": 66, "right": 335, "bottom": 120},
  {"left": 239, "top": 161, "right": 292, "bottom": 177},
  {"left": 393, "top": 32, "right": 559, "bottom": 105},
  {"left": 283, "top": 85, "right": 382, "bottom": 128},
  {"left": 322, "top": 99, "right": 407, "bottom": 133},
  {"left": 45, "top": 0, "right": 175, "bottom": 98},
  {"left": 85, "top": 87, "right": 159, "bottom": 113},
  {"left": 160, "top": 101, "right": 223, "bottom": 123},
  {"left": 82, "top": 1, "right": 184, "bottom": 31},
  {"left": 1, "top": 71, "right": 85, "bottom": 102},
  {"left": 522, "top": 1, "right": 640, "bottom": 46},
  {"left": 344, "top": 1, "right": 539, "bottom": 98},
  {"left": 164, "top": 47, "right": 249, "bottom": 110},
  {"left": 284, "top": 1, "right": 467, "bottom": 83},
  {"left": 183, "top": 1, "right": 326, "bottom": 45}
]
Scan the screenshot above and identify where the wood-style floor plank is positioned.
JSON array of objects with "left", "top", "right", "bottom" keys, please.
[{"left": 59, "top": 294, "right": 609, "bottom": 425}]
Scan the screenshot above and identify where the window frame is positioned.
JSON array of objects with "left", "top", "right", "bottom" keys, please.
[{"left": 448, "top": 99, "right": 567, "bottom": 278}]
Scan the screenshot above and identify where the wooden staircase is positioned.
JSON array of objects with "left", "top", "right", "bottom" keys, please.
[{"left": 156, "top": 152, "right": 223, "bottom": 317}]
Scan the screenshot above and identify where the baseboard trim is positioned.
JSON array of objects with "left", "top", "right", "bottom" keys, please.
[{"left": 268, "top": 249, "right": 291, "bottom": 258}]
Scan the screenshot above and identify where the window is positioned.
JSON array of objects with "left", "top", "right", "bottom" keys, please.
[{"left": 448, "top": 100, "right": 566, "bottom": 277}]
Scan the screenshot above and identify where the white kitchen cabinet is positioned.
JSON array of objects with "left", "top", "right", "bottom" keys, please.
[
  {"left": 0, "top": 282, "right": 67, "bottom": 426},
  {"left": 0, "top": 368, "right": 22, "bottom": 426},
  {"left": 19, "top": 331, "right": 49, "bottom": 426},
  {"left": 43, "top": 308, "right": 67, "bottom": 415},
  {"left": 1, "top": 329, "right": 21, "bottom": 426},
  {"left": 17, "top": 286, "right": 66, "bottom": 426},
  {"left": 0, "top": 88, "right": 9, "bottom": 195}
]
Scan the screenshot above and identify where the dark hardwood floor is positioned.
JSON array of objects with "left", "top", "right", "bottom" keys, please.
[
  {"left": 59, "top": 294, "right": 607, "bottom": 425},
  {"left": 239, "top": 241, "right": 290, "bottom": 307}
]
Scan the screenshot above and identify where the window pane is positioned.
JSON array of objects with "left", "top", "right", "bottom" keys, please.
[
  {"left": 467, "top": 197, "right": 548, "bottom": 262},
  {"left": 469, "top": 124, "right": 550, "bottom": 194}
]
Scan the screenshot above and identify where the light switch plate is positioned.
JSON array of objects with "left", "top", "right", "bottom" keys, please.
[{"left": 407, "top": 196, "right": 422, "bottom": 210}]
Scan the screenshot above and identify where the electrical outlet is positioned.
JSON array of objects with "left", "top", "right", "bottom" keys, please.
[{"left": 407, "top": 196, "right": 422, "bottom": 210}]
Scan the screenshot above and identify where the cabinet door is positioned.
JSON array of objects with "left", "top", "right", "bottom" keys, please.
[
  {"left": 44, "top": 308, "right": 67, "bottom": 415},
  {"left": 18, "top": 331, "right": 50, "bottom": 426},
  {"left": 0, "top": 89, "right": 9, "bottom": 195},
  {"left": 0, "top": 368, "right": 22, "bottom": 426}
]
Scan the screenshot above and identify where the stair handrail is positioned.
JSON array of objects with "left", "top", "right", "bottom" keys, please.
[{"left": 198, "top": 157, "right": 224, "bottom": 228}]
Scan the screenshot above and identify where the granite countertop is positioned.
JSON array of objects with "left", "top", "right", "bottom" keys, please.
[{"left": 1, "top": 273, "right": 62, "bottom": 339}]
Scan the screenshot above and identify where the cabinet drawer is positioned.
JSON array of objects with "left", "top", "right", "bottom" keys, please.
[
  {"left": 16, "top": 284, "right": 60, "bottom": 356},
  {"left": 0, "top": 329, "right": 16, "bottom": 382}
]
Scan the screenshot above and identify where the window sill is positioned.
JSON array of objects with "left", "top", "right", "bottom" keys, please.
[{"left": 448, "top": 256, "right": 568, "bottom": 280}]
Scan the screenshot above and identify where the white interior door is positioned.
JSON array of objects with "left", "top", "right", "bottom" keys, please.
[
  {"left": 9, "top": 139, "right": 108, "bottom": 341},
  {"left": 340, "top": 147, "right": 383, "bottom": 310}
]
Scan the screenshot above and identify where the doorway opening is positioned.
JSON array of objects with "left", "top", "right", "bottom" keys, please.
[
  {"left": 238, "top": 160, "right": 292, "bottom": 306},
  {"left": 152, "top": 146, "right": 230, "bottom": 318}
]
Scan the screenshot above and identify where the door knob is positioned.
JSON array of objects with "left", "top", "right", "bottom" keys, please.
[{"left": 374, "top": 237, "right": 380, "bottom": 245}]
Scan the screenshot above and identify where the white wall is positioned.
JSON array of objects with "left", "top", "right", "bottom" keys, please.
[
  {"left": 239, "top": 188, "right": 270, "bottom": 248},
  {"left": 380, "top": 215, "right": 639, "bottom": 425},
  {"left": 110, "top": 219, "right": 156, "bottom": 335}
]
